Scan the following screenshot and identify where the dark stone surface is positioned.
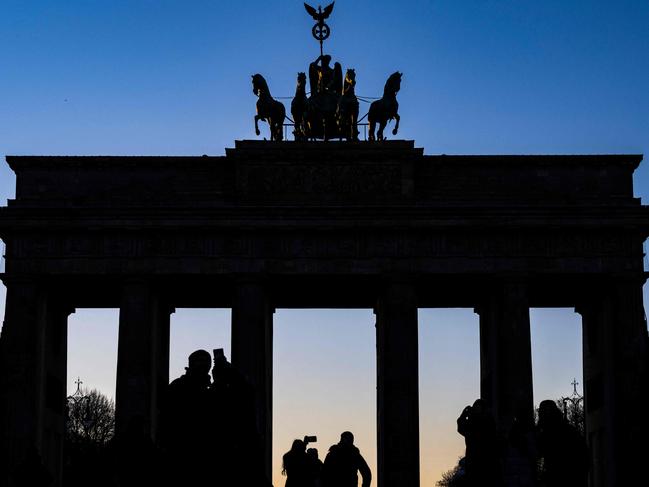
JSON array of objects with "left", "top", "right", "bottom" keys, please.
[
  {"left": 5, "top": 141, "right": 643, "bottom": 206},
  {"left": 0, "top": 142, "right": 646, "bottom": 309},
  {"left": 0, "top": 141, "right": 647, "bottom": 487}
]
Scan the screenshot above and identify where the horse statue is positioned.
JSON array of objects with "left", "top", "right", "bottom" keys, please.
[
  {"left": 368, "top": 72, "right": 402, "bottom": 141},
  {"left": 252, "top": 73, "right": 286, "bottom": 141},
  {"left": 291, "top": 72, "right": 308, "bottom": 141},
  {"left": 336, "top": 68, "right": 359, "bottom": 141}
]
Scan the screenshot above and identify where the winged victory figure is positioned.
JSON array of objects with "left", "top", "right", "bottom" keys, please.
[{"left": 304, "top": 2, "right": 335, "bottom": 22}]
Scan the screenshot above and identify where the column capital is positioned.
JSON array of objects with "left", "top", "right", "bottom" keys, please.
[
  {"left": 575, "top": 275, "right": 645, "bottom": 314},
  {"left": 0, "top": 275, "right": 43, "bottom": 291},
  {"left": 120, "top": 276, "right": 154, "bottom": 288},
  {"left": 378, "top": 277, "right": 417, "bottom": 303},
  {"left": 233, "top": 274, "right": 269, "bottom": 286},
  {"left": 379, "top": 273, "right": 416, "bottom": 285},
  {"left": 474, "top": 278, "right": 529, "bottom": 315},
  {"left": 52, "top": 304, "right": 76, "bottom": 317}
]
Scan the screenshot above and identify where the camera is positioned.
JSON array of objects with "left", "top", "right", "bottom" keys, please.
[{"left": 303, "top": 435, "right": 317, "bottom": 445}]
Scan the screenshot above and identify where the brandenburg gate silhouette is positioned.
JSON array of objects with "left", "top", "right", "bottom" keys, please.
[{"left": 0, "top": 141, "right": 647, "bottom": 487}]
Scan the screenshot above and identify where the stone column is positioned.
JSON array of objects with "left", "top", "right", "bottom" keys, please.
[
  {"left": 375, "top": 281, "right": 419, "bottom": 487},
  {"left": 155, "top": 305, "right": 172, "bottom": 441},
  {"left": 577, "top": 278, "right": 649, "bottom": 487},
  {"left": 231, "top": 279, "right": 273, "bottom": 480},
  {"left": 476, "top": 280, "right": 534, "bottom": 434},
  {"left": 0, "top": 279, "right": 48, "bottom": 487},
  {"left": 116, "top": 280, "right": 170, "bottom": 440},
  {"left": 41, "top": 303, "right": 73, "bottom": 487}
]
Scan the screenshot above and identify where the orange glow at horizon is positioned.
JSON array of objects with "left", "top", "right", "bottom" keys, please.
[
  {"left": 272, "top": 308, "right": 478, "bottom": 487},
  {"left": 63, "top": 307, "right": 585, "bottom": 486}
]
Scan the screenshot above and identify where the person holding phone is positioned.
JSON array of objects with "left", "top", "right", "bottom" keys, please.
[{"left": 282, "top": 439, "right": 310, "bottom": 487}]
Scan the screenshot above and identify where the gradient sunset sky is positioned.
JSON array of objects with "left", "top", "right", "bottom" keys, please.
[{"left": 1, "top": 1, "right": 648, "bottom": 485}]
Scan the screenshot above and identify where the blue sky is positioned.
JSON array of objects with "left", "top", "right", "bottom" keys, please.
[{"left": 1, "top": 1, "right": 648, "bottom": 484}]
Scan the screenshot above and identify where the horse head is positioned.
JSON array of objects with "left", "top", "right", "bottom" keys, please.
[
  {"left": 384, "top": 72, "right": 402, "bottom": 96},
  {"left": 252, "top": 73, "right": 269, "bottom": 97},
  {"left": 296, "top": 72, "right": 307, "bottom": 94},
  {"left": 345, "top": 68, "right": 356, "bottom": 86}
]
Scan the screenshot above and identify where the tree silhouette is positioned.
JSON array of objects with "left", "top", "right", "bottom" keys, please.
[
  {"left": 436, "top": 458, "right": 463, "bottom": 487},
  {"left": 64, "top": 387, "right": 115, "bottom": 486},
  {"left": 66, "top": 387, "right": 115, "bottom": 445},
  {"left": 557, "top": 391, "right": 585, "bottom": 436}
]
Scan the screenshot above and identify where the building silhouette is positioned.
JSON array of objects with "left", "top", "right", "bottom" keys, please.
[{"left": 0, "top": 141, "right": 647, "bottom": 487}]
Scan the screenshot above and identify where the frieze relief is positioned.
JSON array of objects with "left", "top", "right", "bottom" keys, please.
[
  {"left": 238, "top": 163, "right": 402, "bottom": 198},
  {"left": 6, "top": 232, "right": 638, "bottom": 261}
]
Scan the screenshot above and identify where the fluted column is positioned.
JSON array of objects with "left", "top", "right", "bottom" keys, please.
[
  {"left": 376, "top": 280, "right": 420, "bottom": 487},
  {"left": 116, "top": 280, "right": 170, "bottom": 440},
  {"left": 577, "top": 278, "right": 649, "bottom": 487},
  {"left": 155, "top": 305, "right": 172, "bottom": 441},
  {"left": 476, "top": 280, "right": 534, "bottom": 434},
  {"left": 231, "top": 279, "right": 273, "bottom": 480},
  {"left": 42, "top": 303, "right": 73, "bottom": 487},
  {"left": 0, "top": 280, "right": 47, "bottom": 487}
]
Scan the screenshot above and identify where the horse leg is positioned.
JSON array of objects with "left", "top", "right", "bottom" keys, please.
[
  {"left": 294, "top": 117, "right": 300, "bottom": 141},
  {"left": 368, "top": 120, "right": 375, "bottom": 141},
  {"left": 377, "top": 120, "right": 386, "bottom": 141},
  {"left": 268, "top": 118, "right": 276, "bottom": 141},
  {"left": 276, "top": 120, "right": 284, "bottom": 141},
  {"left": 271, "top": 119, "right": 281, "bottom": 141},
  {"left": 296, "top": 116, "right": 304, "bottom": 141},
  {"left": 254, "top": 115, "right": 261, "bottom": 136},
  {"left": 392, "top": 114, "right": 400, "bottom": 136}
]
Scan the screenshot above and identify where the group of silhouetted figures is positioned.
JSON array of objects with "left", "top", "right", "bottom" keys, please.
[
  {"left": 453, "top": 399, "right": 588, "bottom": 487},
  {"left": 157, "top": 348, "right": 268, "bottom": 486},
  {"left": 13, "top": 348, "right": 268, "bottom": 487},
  {"left": 281, "top": 432, "right": 371, "bottom": 487},
  {"left": 11, "top": 347, "right": 589, "bottom": 487},
  {"left": 110, "top": 348, "right": 374, "bottom": 487},
  {"left": 71, "top": 348, "right": 269, "bottom": 487}
]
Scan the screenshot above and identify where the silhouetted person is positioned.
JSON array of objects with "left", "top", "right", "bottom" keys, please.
[
  {"left": 282, "top": 439, "right": 311, "bottom": 487},
  {"left": 12, "top": 445, "right": 52, "bottom": 487},
  {"left": 209, "top": 349, "right": 268, "bottom": 486},
  {"left": 537, "top": 400, "right": 587, "bottom": 487},
  {"left": 504, "top": 405, "right": 537, "bottom": 487},
  {"left": 323, "top": 431, "right": 371, "bottom": 487},
  {"left": 159, "top": 349, "right": 212, "bottom": 485},
  {"left": 457, "top": 399, "right": 503, "bottom": 486},
  {"left": 307, "top": 448, "right": 324, "bottom": 487}
]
